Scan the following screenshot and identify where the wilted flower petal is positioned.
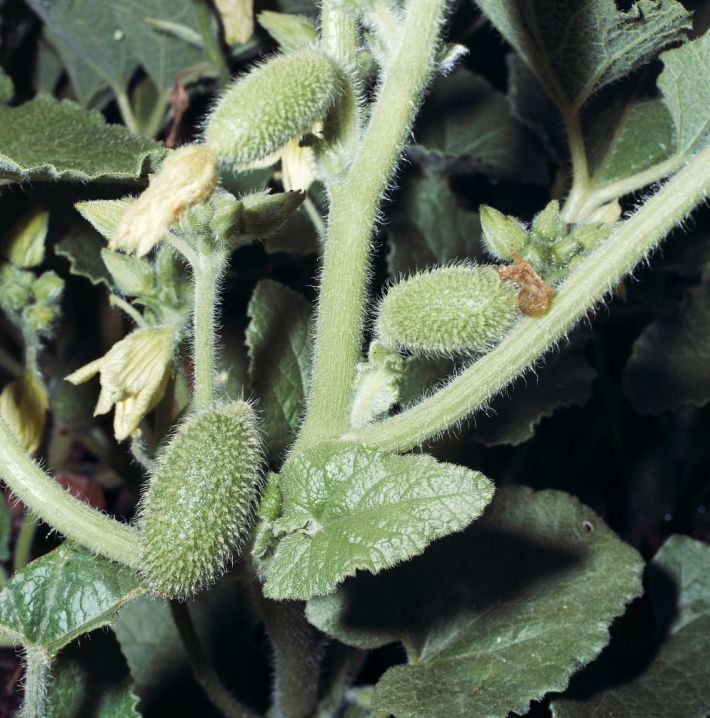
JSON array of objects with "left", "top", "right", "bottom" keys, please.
[
  {"left": 66, "top": 326, "right": 175, "bottom": 441},
  {"left": 111, "top": 145, "right": 218, "bottom": 257}
]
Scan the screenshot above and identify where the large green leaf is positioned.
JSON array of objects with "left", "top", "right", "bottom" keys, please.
[
  {"left": 28, "top": 0, "right": 207, "bottom": 104},
  {"left": 307, "top": 486, "right": 643, "bottom": 718},
  {"left": 246, "top": 280, "right": 312, "bottom": 459},
  {"left": 111, "top": 0, "right": 207, "bottom": 93},
  {"left": 113, "top": 595, "right": 187, "bottom": 699},
  {"left": 27, "top": 0, "right": 138, "bottom": 103},
  {"left": 261, "top": 443, "right": 494, "bottom": 600},
  {"left": 411, "top": 70, "right": 548, "bottom": 182},
  {"left": 476, "top": 0, "right": 691, "bottom": 111},
  {"left": 657, "top": 33, "right": 710, "bottom": 160},
  {"left": 47, "top": 660, "right": 141, "bottom": 718},
  {"left": 624, "top": 279, "right": 710, "bottom": 413},
  {"left": 552, "top": 536, "right": 710, "bottom": 718},
  {"left": 0, "top": 544, "right": 143, "bottom": 658},
  {"left": 387, "top": 172, "right": 483, "bottom": 276},
  {"left": 0, "top": 95, "right": 165, "bottom": 184}
]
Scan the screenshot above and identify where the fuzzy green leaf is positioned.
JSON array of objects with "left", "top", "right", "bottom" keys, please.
[
  {"left": 588, "top": 98, "right": 675, "bottom": 188},
  {"left": 474, "top": 344, "right": 595, "bottom": 446},
  {"left": 307, "top": 486, "right": 643, "bottom": 718},
  {"left": 476, "top": 0, "right": 691, "bottom": 111},
  {"left": 411, "top": 70, "right": 548, "bottom": 182},
  {"left": 262, "top": 443, "right": 494, "bottom": 600},
  {"left": 0, "top": 544, "right": 143, "bottom": 658},
  {"left": 387, "top": 173, "right": 483, "bottom": 276},
  {"left": 246, "top": 280, "right": 312, "bottom": 459},
  {"left": 624, "top": 280, "right": 710, "bottom": 413},
  {"left": 55, "top": 224, "right": 114, "bottom": 289},
  {"left": 47, "top": 660, "right": 140, "bottom": 718},
  {"left": 552, "top": 536, "right": 710, "bottom": 718},
  {"left": 657, "top": 33, "right": 710, "bottom": 160},
  {"left": 0, "top": 95, "right": 165, "bottom": 184}
]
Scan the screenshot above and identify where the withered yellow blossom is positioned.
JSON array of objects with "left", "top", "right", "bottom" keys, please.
[
  {"left": 111, "top": 145, "right": 218, "bottom": 257},
  {"left": 66, "top": 326, "right": 175, "bottom": 442},
  {"left": 0, "top": 370, "right": 48, "bottom": 453},
  {"left": 214, "top": 0, "right": 254, "bottom": 45}
]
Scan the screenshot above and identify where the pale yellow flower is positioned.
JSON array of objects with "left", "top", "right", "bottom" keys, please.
[
  {"left": 281, "top": 137, "right": 317, "bottom": 192},
  {"left": 111, "top": 145, "right": 218, "bottom": 257},
  {"left": 0, "top": 370, "right": 48, "bottom": 453},
  {"left": 66, "top": 326, "right": 175, "bottom": 442},
  {"left": 214, "top": 0, "right": 254, "bottom": 45}
]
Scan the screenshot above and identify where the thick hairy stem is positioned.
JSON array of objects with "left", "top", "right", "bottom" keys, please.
[
  {"left": 257, "top": 596, "right": 325, "bottom": 718},
  {"left": 192, "top": 250, "right": 227, "bottom": 411},
  {"left": 297, "top": 0, "right": 449, "bottom": 447},
  {"left": 348, "top": 144, "right": 710, "bottom": 452},
  {"left": 170, "top": 602, "right": 257, "bottom": 718},
  {"left": 18, "top": 648, "right": 50, "bottom": 718},
  {"left": 0, "top": 417, "right": 140, "bottom": 568}
]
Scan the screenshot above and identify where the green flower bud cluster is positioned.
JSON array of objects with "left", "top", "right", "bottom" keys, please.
[
  {"left": 376, "top": 264, "right": 520, "bottom": 357},
  {"left": 0, "top": 264, "right": 64, "bottom": 338},
  {"left": 203, "top": 50, "right": 345, "bottom": 169},
  {"left": 138, "top": 401, "right": 263, "bottom": 599},
  {"left": 480, "top": 201, "right": 614, "bottom": 284}
]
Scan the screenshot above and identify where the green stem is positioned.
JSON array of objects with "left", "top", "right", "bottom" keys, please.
[
  {"left": 18, "top": 647, "right": 50, "bottom": 718},
  {"left": 0, "top": 417, "right": 140, "bottom": 568},
  {"left": 13, "top": 513, "right": 36, "bottom": 573},
  {"left": 256, "top": 595, "right": 325, "bottom": 718},
  {"left": 297, "top": 0, "right": 449, "bottom": 448},
  {"left": 115, "top": 90, "right": 140, "bottom": 135},
  {"left": 560, "top": 109, "right": 591, "bottom": 222},
  {"left": 348, "top": 144, "right": 710, "bottom": 452},
  {"left": 315, "top": 645, "right": 365, "bottom": 718},
  {"left": 192, "top": 250, "right": 227, "bottom": 410},
  {"left": 170, "top": 602, "right": 256, "bottom": 718}
]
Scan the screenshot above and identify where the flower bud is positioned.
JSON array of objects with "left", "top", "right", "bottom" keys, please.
[
  {"left": 211, "top": 189, "right": 306, "bottom": 247},
  {"left": 530, "top": 200, "right": 565, "bottom": 244},
  {"left": 0, "top": 264, "right": 34, "bottom": 313},
  {"left": 204, "top": 50, "right": 344, "bottom": 169},
  {"left": 0, "top": 370, "right": 48, "bottom": 453},
  {"left": 377, "top": 265, "right": 520, "bottom": 356},
  {"left": 101, "top": 249, "right": 154, "bottom": 297},
  {"left": 480, "top": 205, "right": 528, "bottom": 260},
  {"left": 2, "top": 209, "right": 49, "bottom": 268},
  {"left": 75, "top": 199, "right": 134, "bottom": 241},
  {"left": 138, "top": 401, "right": 262, "bottom": 599},
  {"left": 111, "top": 145, "right": 218, "bottom": 257}
]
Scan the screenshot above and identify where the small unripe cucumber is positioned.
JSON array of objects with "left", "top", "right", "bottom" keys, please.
[
  {"left": 138, "top": 402, "right": 262, "bottom": 599},
  {"left": 204, "top": 50, "right": 343, "bottom": 168},
  {"left": 377, "top": 265, "right": 520, "bottom": 356}
]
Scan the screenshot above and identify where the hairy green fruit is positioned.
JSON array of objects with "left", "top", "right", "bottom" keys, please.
[
  {"left": 377, "top": 265, "right": 520, "bottom": 356},
  {"left": 138, "top": 402, "right": 262, "bottom": 599},
  {"left": 204, "top": 50, "right": 344, "bottom": 168}
]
